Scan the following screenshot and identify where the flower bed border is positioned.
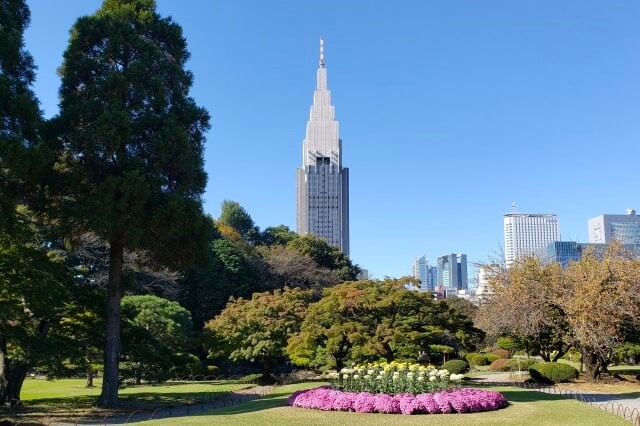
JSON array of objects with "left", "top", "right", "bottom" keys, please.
[{"left": 288, "top": 386, "right": 508, "bottom": 415}]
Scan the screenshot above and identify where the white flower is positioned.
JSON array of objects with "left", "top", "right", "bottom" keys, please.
[
  {"left": 353, "top": 374, "right": 360, "bottom": 379},
  {"left": 342, "top": 374, "right": 350, "bottom": 380},
  {"left": 429, "top": 376, "right": 436, "bottom": 381}
]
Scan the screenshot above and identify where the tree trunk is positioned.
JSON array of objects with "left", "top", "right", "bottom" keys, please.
[
  {"left": 86, "top": 369, "right": 94, "bottom": 388},
  {"left": 97, "top": 240, "right": 124, "bottom": 408},
  {"left": 582, "top": 349, "right": 602, "bottom": 382},
  {"left": 0, "top": 333, "right": 7, "bottom": 405},
  {"left": 135, "top": 362, "right": 142, "bottom": 385},
  {"left": 6, "top": 362, "right": 28, "bottom": 407}
]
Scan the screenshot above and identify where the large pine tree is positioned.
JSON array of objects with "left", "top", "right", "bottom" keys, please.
[{"left": 53, "top": 0, "right": 210, "bottom": 407}]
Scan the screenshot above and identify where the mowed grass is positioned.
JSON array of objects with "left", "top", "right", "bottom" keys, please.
[
  {"left": 144, "top": 383, "right": 630, "bottom": 426},
  {"left": 21, "top": 378, "right": 248, "bottom": 408}
]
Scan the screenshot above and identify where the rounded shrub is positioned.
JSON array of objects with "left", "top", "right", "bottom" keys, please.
[
  {"left": 529, "top": 362, "right": 579, "bottom": 384},
  {"left": 505, "top": 358, "right": 537, "bottom": 372},
  {"left": 464, "top": 352, "right": 481, "bottom": 363},
  {"left": 486, "top": 354, "right": 501, "bottom": 363},
  {"left": 442, "top": 359, "right": 469, "bottom": 375},
  {"left": 489, "top": 358, "right": 509, "bottom": 372},
  {"left": 471, "top": 355, "right": 489, "bottom": 366},
  {"left": 490, "top": 349, "right": 510, "bottom": 359}
]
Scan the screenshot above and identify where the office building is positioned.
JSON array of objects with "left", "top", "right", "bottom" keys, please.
[
  {"left": 412, "top": 256, "right": 437, "bottom": 292},
  {"left": 296, "top": 38, "right": 350, "bottom": 255},
  {"left": 503, "top": 210, "right": 559, "bottom": 267},
  {"left": 436, "top": 254, "right": 468, "bottom": 292},
  {"left": 588, "top": 209, "right": 640, "bottom": 247}
]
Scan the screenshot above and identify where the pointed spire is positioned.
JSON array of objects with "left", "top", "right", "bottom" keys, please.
[{"left": 319, "top": 37, "right": 325, "bottom": 68}]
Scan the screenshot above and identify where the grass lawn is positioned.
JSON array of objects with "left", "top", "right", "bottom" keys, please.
[
  {"left": 143, "top": 383, "right": 630, "bottom": 426},
  {"left": 20, "top": 378, "right": 248, "bottom": 408}
]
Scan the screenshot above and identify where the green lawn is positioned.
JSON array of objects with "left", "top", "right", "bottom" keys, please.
[
  {"left": 143, "top": 383, "right": 629, "bottom": 426},
  {"left": 21, "top": 378, "right": 248, "bottom": 408}
]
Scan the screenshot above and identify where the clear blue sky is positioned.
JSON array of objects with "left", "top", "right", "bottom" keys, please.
[{"left": 25, "top": 1, "right": 640, "bottom": 280}]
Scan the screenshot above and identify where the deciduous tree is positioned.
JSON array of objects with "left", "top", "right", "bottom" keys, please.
[{"left": 205, "top": 288, "right": 311, "bottom": 384}]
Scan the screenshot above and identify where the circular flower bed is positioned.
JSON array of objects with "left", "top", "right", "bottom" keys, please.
[{"left": 288, "top": 386, "right": 508, "bottom": 415}]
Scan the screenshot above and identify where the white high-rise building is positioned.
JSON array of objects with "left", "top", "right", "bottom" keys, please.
[
  {"left": 412, "top": 255, "right": 436, "bottom": 292},
  {"left": 588, "top": 209, "right": 640, "bottom": 246},
  {"left": 503, "top": 209, "right": 559, "bottom": 267},
  {"left": 296, "top": 38, "right": 349, "bottom": 255}
]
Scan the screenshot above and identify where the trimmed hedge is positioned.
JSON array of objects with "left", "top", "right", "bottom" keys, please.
[
  {"left": 489, "top": 358, "right": 509, "bottom": 372},
  {"left": 486, "top": 354, "right": 501, "bottom": 363},
  {"left": 529, "top": 362, "right": 579, "bottom": 384},
  {"left": 490, "top": 349, "right": 510, "bottom": 359},
  {"left": 464, "top": 353, "right": 482, "bottom": 363},
  {"left": 442, "top": 359, "right": 469, "bottom": 375},
  {"left": 471, "top": 355, "right": 489, "bottom": 366}
]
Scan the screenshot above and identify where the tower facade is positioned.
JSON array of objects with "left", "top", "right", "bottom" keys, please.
[
  {"left": 436, "top": 253, "right": 468, "bottom": 292},
  {"left": 503, "top": 211, "right": 559, "bottom": 267},
  {"left": 296, "top": 38, "right": 349, "bottom": 255}
]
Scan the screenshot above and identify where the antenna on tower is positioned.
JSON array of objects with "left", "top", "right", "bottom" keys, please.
[
  {"left": 511, "top": 202, "right": 517, "bottom": 213},
  {"left": 319, "top": 37, "right": 325, "bottom": 67}
]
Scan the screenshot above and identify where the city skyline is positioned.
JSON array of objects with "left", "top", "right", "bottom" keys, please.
[{"left": 23, "top": 1, "right": 640, "bottom": 278}]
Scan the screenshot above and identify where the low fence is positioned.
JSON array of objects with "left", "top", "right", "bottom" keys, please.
[{"left": 483, "top": 380, "right": 640, "bottom": 425}]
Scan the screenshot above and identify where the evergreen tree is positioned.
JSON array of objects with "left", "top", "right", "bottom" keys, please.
[{"left": 52, "top": 0, "right": 209, "bottom": 407}]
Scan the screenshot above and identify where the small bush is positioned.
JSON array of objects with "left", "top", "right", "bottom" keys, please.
[
  {"left": 505, "top": 358, "right": 537, "bottom": 372},
  {"left": 442, "top": 359, "right": 469, "bottom": 375},
  {"left": 486, "top": 354, "right": 501, "bottom": 363},
  {"left": 489, "top": 359, "right": 509, "bottom": 372},
  {"left": 471, "top": 355, "right": 489, "bottom": 366},
  {"left": 490, "top": 349, "right": 510, "bottom": 359},
  {"left": 529, "top": 362, "right": 579, "bottom": 384},
  {"left": 464, "top": 353, "right": 482, "bottom": 363}
]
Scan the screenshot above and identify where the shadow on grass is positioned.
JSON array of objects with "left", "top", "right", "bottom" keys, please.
[
  {"left": 496, "top": 389, "right": 568, "bottom": 403},
  {"left": 187, "top": 387, "right": 301, "bottom": 417},
  {"left": 24, "top": 390, "right": 235, "bottom": 409}
]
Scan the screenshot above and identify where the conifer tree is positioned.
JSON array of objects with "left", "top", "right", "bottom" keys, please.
[{"left": 53, "top": 0, "right": 209, "bottom": 407}]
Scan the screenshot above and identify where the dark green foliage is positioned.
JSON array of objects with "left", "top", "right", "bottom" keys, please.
[
  {"left": 288, "top": 235, "right": 359, "bottom": 281},
  {"left": 121, "top": 295, "right": 194, "bottom": 384},
  {"left": 471, "top": 354, "right": 489, "bottom": 366},
  {"left": 0, "top": 0, "right": 44, "bottom": 231},
  {"left": 529, "top": 362, "right": 579, "bottom": 384},
  {"left": 613, "top": 343, "right": 640, "bottom": 365},
  {"left": 489, "top": 358, "right": 509, "bottom": 371},
  {"left": 180, "top": 236, "right": 271, "bottom": 329},
  {"left": 441, "top": 359, "right": 469, "bottom": 374},
  {"left": 259, "top": 225, "right": 298, "bottom": 247},
  {"left": 490, "top": 349, "right": 510, "bottom": 359}
]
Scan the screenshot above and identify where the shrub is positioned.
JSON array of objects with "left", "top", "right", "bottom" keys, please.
[
  {"left": 486, "top": 354, "right": 501, "bottom": 363},
  {"left": 442, "top": 360, "right": 469, "bottom": 375},
  {"left": 489, "top": 359, "right": 509, "bottom": 372},
  {"left": 471, "top": 355, "right": 489, "bottom": 366},
  {"left": 504, "top": 358, "right": 537, "bottom": 372},
  {"left": 464, "top": 353, "right": 481, "bottom": 363},
  {"left": 529, "top": 362, "right": 579, "bottom": 384},
  {"left": 490, "top": 349, "right": 510, "bottom": 359}
]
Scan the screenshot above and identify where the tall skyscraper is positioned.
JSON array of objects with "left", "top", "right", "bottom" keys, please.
[
  {"left": 436, "top": 253, "right": 468, "bottom": 292},
  {"left": 296, "top": 38, "right": 349, "bottom": 255},
  {"left": 503, "top": 208, "right": 559, "bottom": 267},
  {"left": 588, "top": 209, "right": 640, "bottom": 246},
  {"left": 412, "top": 255, "right": 436, "bottom": 292}
]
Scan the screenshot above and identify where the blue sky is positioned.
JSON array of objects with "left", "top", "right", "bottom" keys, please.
[{"left": 25, "top": 1, "right": 640, "bottom": 280}]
